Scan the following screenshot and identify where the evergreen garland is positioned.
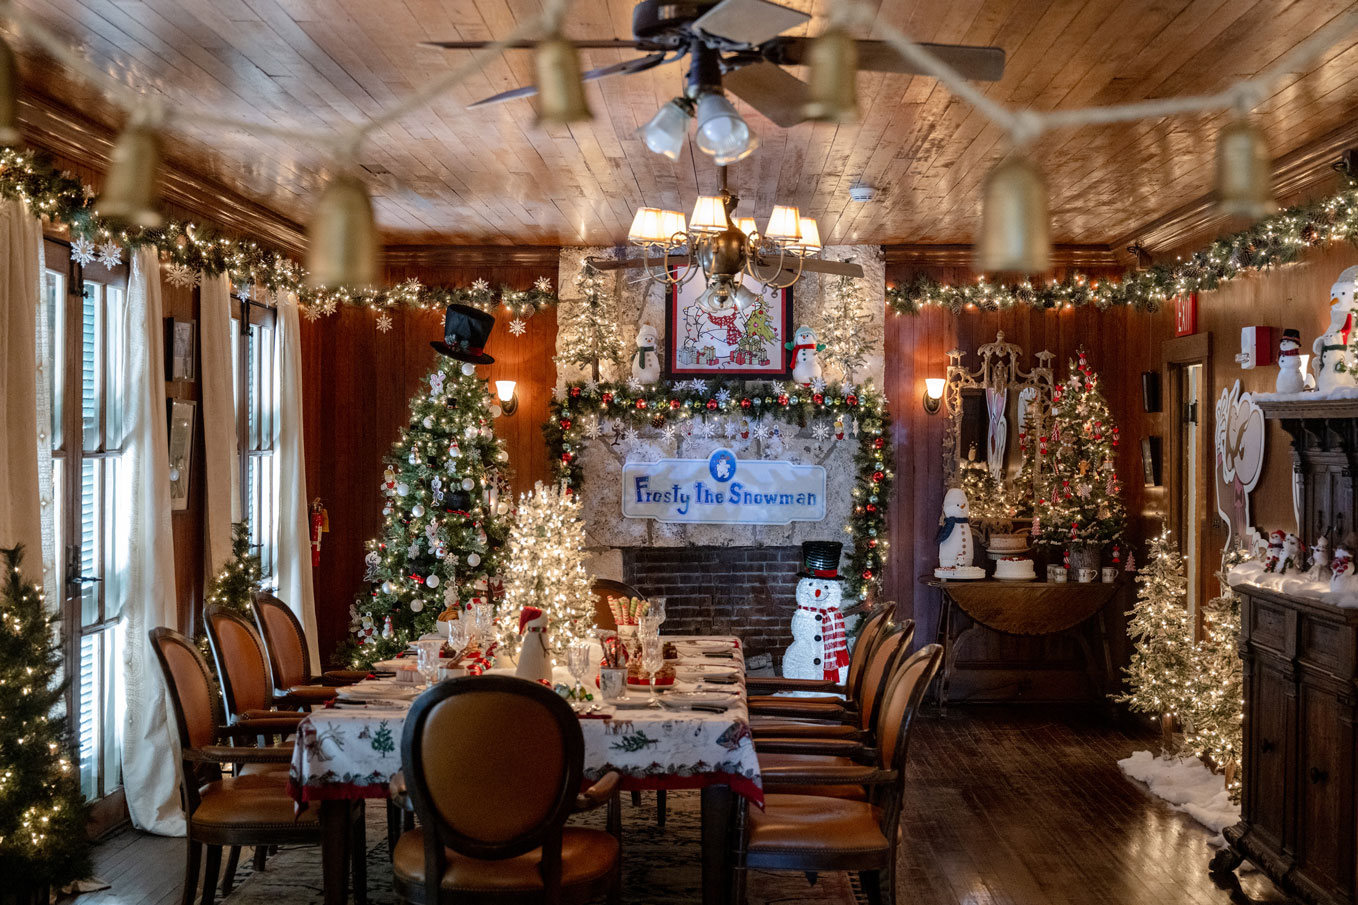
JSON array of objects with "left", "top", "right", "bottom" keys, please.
[{"left": 0, "top": 545, "right": 90, "bottom": 896}]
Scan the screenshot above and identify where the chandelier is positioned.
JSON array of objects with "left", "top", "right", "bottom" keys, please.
[{"left": 624, "top": 168, "right": 822, "bottom": 312}]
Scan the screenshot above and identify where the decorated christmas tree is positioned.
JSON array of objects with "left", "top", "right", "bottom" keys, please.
[
  {"left": 1181, "top": 552, "right": 1247, "bottom": 799},
  {"left": 737, "top": 300, "right": 776, "bottom": 363},
  {"left": 1114, "top": 531, "right": 1194, "bottom": 744},
  {"left": 1032, "top": 350, "right": 1126, "bottom": 549},
  {"left": 0, "top": 546, "right": 90, "bottom": 896},
  {"left": 815, "top": 274, "right": 878, "bottom": 382},
  {"left": 557, "top": 263, "right": 625, "bottom": 380},
  {"left": 205, "top": 521, "right": 264, "bottom": 615},
  {"left": 497, "top": 482, "right": 596, "bottom": 657},
  {"left": 341, "top": 360, "right": 513, "bottom": 666}
]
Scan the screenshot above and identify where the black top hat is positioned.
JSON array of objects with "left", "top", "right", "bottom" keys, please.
[
  {"left": 1282, "top": 328, "right": 1301, "bottom": 341},
  {"left": 431, "top": 304, "right": 496, "bottom": 364},
  {"left": 797, "top": 540, "right": 843, "bottom": 579}
]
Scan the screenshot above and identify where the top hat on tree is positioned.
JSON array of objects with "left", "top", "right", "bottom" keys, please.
[
  {"left": 431, "top": 304, "right": 496, "bottom": 364},
  {"left": 797, "top": 540, "right": 843, "bottom": 579}
]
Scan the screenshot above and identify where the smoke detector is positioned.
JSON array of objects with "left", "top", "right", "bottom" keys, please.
[{"left": 848, "top": 184, "right": 877, "bottom": 203}]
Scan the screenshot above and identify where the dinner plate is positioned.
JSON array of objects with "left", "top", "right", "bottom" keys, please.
[
  {"left": 337, "top": 683, "right": 419, "bottom": 701},
  {"left": 372, "top": 659, "right": 409, "bottom": 671},
  {"left": 675, "top": 662, "right": 740, "bottom": 677},
  {"left": 665, "top": 692, "right": 733, "bottom": 705},
  {"left": 673, "top": 639, "right": 732, "bottom": 652}
]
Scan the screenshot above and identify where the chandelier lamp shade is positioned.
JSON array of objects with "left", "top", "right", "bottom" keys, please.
[
  {"left": 1215, "top": 117, "right": 1277, "bottom": 219},
  {"left": 533, "top": 34, "right": 592, "bottom": 125},
  {"left": 98, "top": 121, "right": 164, "bottom": 228},
  {"left": 803, "top": 27, "right": 859, "bottom": 122},
  {"left": 977, "top": 154, "right": 1050, "bottom": 274},
  {"left": 693, "top": 91, "right": 758, "bottom": 165}
]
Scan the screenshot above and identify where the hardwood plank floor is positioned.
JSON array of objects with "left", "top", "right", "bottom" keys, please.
[{"left": 68, "top": 706, "right": 1286, "bottom": 905}]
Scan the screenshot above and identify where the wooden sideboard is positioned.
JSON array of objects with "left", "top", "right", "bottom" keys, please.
[{"left": 1214, "top": 569, "right": 1358, "bottom": 903}]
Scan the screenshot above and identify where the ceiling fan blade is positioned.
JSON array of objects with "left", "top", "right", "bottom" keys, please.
[
  {"left": 467, "top": 52, "right": 668, "bottom": 109},
  {"left": 788, "top": 257, "right": 865, "bottom": 278},
  {"left": 774, "top": 38, "right": 1005, "bottom": 82},
  {"left": 424, "top": 39, "right": 648, "bottom": 50},
  {"left": 723, "top": 62, "right": 808, "bottom": 128},
  {"left": 692, "top": 0, "right": 811, "bottom": 48},
  {"left": 586, "top": 254, "right": 689, "bottom": 272}
]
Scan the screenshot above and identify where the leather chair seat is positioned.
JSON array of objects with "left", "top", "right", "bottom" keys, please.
[
  {"left": 746, "top": 794, "right": 888, "bottom": 856},
  {"left": 284, "top": 684, "right": 338, "bottom": 704},
  {"left": 748, "top": 698, "right": 844, "bottom": 717},
  {"left": 193, "top": 779, "right": 321, "bottom": 829},
  {"left": 392, "top": 826, "right": 619, "bottom": 892},
  {"left": 748, "top": 694, "right": 846, "bottom": 707},
  {"left": 750, "top": 717, "right": 859, "bottom": 739},
  {"left": 756, "top": 752, "right": 867, "bottom": 801},
  {"left": 322, "top": 669, "right": 371, "bottom": 685},
  {"left": 758, "top": 751, "right": 856, "bottom": 770}
]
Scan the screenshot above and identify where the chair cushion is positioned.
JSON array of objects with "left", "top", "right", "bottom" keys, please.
[
  {"left": 748, "top": 699, "right": 845, "bottom": 717},
  {"left": 193, "top": 779, "right": 321, "bottom": 829},
  {"left": 746, "top": 794, "right": 888, "bottom": 856},
  {"left": 750, "top": 718, "right": 859, "bottom": 739},
  {"left": 283, "top": 685, "right": 339, "bottom": 704},
  {"left": 756, "top": 752, "right": 866, "bottom": 800},
  {"left": 758, "top": 752, "right": 857, "bottom": 770},
  {"left": 322, "top": 669, "right": 371, "bottom": 686},
  {"left": 761, "top": 782, "right": 867, "bottom": 801},
  {"left": 748, "top": 694, "right": 847, "bottom": 707},
  {"left": 392, "top": 826, "right": 618, "bottom": 892}
]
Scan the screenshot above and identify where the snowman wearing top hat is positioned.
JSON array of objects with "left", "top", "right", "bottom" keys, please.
[
  {"left": 431, "top": 303, "right": 497, "bottom": 372},
  {"left": 782, "top": 541, "right": 851, "bottom": 683}
]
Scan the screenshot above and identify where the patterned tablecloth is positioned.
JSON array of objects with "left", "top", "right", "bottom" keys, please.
[{"left": 287, "top": 637, "right": 763, "bottom": 806}]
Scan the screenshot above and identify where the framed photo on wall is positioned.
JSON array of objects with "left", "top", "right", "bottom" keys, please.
[
  {"left": 663, "top": 277, "right": 793, "bottom": 380},
  {"left": 168, "top": 398, "right": 196, "bottom": 511},
  {"left": 164, "top": 318, "right": 197, "bottom": 381}
]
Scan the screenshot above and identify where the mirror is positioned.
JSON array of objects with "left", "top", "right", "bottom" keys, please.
[{"left": 942, "top": 332, "right": 1055, "bottom": 534}]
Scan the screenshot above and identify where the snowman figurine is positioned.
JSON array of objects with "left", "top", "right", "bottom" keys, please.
[
  {"left": 782, "top": 541, "right": 851, "bottom": 682},
  {"left": 1312, "top": 266, "right": 1358, "bottom": 393},
  {"left": 514, "top": 606, "right": 552, "bottom": 684},
  {"left": 1264, "top": 530, "right": 1287, "bottom": 573},
  {"left": 632, "top": 324, "right": 662, "bottom": 385},
  {"left": 1276, "top": 328, "right": 1305, "bottom": 394},
  {"left": 1280, "top": 533, "right": 1303, "bottom": 574},
  {"left": 1331, "top": 545, "right": 1358, "bottom": 594},
  {"left": 934, "top": 488, "right": 985, "bottom": 579},
  {"left": 1306, "top": 535, "right": 1333, "bottom": 582},
  {"left": 786, "top": 325, "right": 824, "bottom": 385}
]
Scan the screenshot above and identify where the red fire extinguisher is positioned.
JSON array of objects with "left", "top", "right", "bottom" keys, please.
[{"left": 310, "top": 498, "right": 329, "bottom": 567}]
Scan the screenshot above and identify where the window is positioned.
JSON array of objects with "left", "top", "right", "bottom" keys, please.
[
  {"left": 44, "top": 245, "right": 128, "bottom": 806},
  {"left": 233, "top": 298, "right": 279, "bottom": 584}
]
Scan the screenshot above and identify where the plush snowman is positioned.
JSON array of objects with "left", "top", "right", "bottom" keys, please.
[
  {"left": 1312, "top": 266, "right": 1358, "bottom": 393},
  {"left": 514, "top": 606, "right": 552, "bottom": 684},
  {"left": 1279, "top": 533, "right": 1303, "bottom": 574},
  {"left": 1307, "top": 535, "right": 1332, "bottom": 582},
  {"left": 782, "top": 541, "right": 851, "bottom": 682},
  {"left": 786, "top": 325, "right": 824, "bottom": 385},
  {"left": 1276, "top": 328, "right": 1305, "bottom": 394},
  {"left": 935, "top": 488, "right": 983, "bottom": 578},
  {"left": 632, "top": 324, "right": 661, "bottom": 385},
  {"left": 1331, "top": 545, "right": 1358, "bottom": 594},
  {"left": 1264, "top": 530, "right": 1287, "bottom": 573}
]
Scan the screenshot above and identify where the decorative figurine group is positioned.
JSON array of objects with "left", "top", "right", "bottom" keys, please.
[
  {"left": 1254, "top": 527, "right": 1358, "bottom": 594},
  {"left": 1277, "top": 265, "right": 1358, "bottom": 394}
]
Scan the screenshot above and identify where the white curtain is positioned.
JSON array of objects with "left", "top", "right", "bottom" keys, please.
[
  {"left": 118, "top": 248, "right": 185, "bottom": 836},
  {"left": 0, "top": 200, "right": 50, "bottom": 582},
  {"left": 276, "top": 293, "right": 319, "bottom": 670},
  {"left": 200, "top": 273, "right": 236, "bottom": 574}
]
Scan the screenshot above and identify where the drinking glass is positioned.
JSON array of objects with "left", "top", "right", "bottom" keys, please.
[
  {"left": 415, "top": 640, "right": 443, "bottom": 686},
  {"left": 640, "top": 613, "right": 663, "bottom": 641},
  {"left": 567, "top": 641, "right": 594, "bottom": 706},
  {"left": 641, "top": 635, "right": 665, "bottom": 709},
  {"left": 649, "top": 597, "right": 667, "bottom": 626},
  {"left": 471, "top": 603, "right": 494, "bottom": 647},
  {"left": 443, "top": 617, "right": 467, "bottom": 655}
]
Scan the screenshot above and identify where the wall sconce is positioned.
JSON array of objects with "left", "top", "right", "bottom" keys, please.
[
  {"left": 494, "top": 380, "right": 519, "bottom": 415},
  {"left": 923, "top": 378, "right": 945, "bottom": 414}
]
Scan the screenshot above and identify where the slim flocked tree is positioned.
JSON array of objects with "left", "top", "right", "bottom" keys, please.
[{"left": 557, "top": 263, "right": 625, "bottom": 381}]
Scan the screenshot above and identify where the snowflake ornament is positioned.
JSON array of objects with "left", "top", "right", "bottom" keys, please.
[
  {"left": 661, "top": 421, "right": 680, "bottom": 441},
  {"left": 319, "top": 295, "right": 340, "bottom": 315},
  {"left": 585, "top": 417, "right": 603, "bottom": 440},
  {"left": 839, "top": 380, "right": 856, "bottom": 396},
  {"left": 508, "top": 318, "right": 527, "bottom": 337},
  {"left": 697, "top": 420, "right": 716, "bottom": 439},
  {"left": 810, "top": 376, "right": 827, "bottom": 394},
  {"left": 626, "top": 375, "right": 644, "bottom": 392},
  {"left": 235, "top": 282, "right": 252, "bottom": 301},
  {"left": 750, "top": 422, "right": 770, "bottom": 441},
  {"left": 164, "top": 263, "right": 200, "bottom": 288},
  {"left": 472, "top": 278, "right": 490, "bottom": 293},
  {"left": 301, "top": 304, "right": 322, "bottom": 323},
  {"left": 71, "top": 237, "right": 97, "bottom": 266},
  {"left": 96, "top": 241, "right": 122, "bottom": 269},
  {"left": 551, "top": 386, "right": 565, "bottom": 401},
  {"left": 621, "top": 424, "right": 640, "bottom": 443},
  {"left": 376, "top": 313, "right": 393, "bottom": 333},
  {"left": 714, "top": 388, "right": 732, "bottom": 406},
  {"left": 811, "top": 422, "right": 831, "bottom": 442},
  {"left": 534, "top": 276, "right": 553, "bottom": 293},
  {"left": 584, "top": 378, "right": 599, "bottom": 394},
  {"left": 684, "top": 378, "right": 709, "bottom": 393}
]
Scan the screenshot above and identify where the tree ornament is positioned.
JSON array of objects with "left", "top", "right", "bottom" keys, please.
[
  {"left": 410, "top": 599, "right": 424, "bottom": 613},
  {"left": 461, "top": 362, "right": 476, "bottom": 376},
  {"left": 396, "top": 482, "right": 410, "bottom": 497},
  {"left": 426, "top": 574, "right": 439, "bottom": 588},
  {"left": 411, "top": 504, "right": 425, "bottom": 518},
  {"left": 461, "top": 477, "right": 475, "bottom": 491},
  {"left": 467, "top": 552, "right": 481, "bottom": 567}
]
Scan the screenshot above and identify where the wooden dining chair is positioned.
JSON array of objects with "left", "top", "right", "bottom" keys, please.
[
  {"left": 729, "top": 644, "right": 944, "bottom": 905},
  {"left": 202, "top": 605, "right": 318, "bottom": 724},
  {"left": 393, "top": 675, "right": 622, "bottom": 905},
  {"left": 150, "top": 627, "right": 365, "bottom": 905},
  {"left": 252, "top": 592, "right": 370, "bottom": 695}
]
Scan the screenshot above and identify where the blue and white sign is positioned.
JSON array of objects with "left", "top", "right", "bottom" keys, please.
[{"left": 622, "top": 448, "right": 827, "bottom": 526}]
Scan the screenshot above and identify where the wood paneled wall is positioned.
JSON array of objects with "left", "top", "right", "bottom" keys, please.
[{"left": 300, "top": 252, "right": 560, "bottom": 660}]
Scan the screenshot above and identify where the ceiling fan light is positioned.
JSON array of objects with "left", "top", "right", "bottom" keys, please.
[
  {"left": 803, "top": 28, "right": 858, "bottom": 123},
  {"left": 765, "top": 205, "right": 801, "bottom": 242},
  {"left": 690, "top": 195, "right": 728, "bottom": 233},
  {"left": 306, "top": 173, "right": 379, "bottom": 288},
  {"left": 977, "top": 155, "right": 1049, "bottom": 274},
  {"left": 628, "top": 207, "right": 668, "bottom": 244},
  {"left": 638, "top": 98, "right": 692, "bottom": 161},
  {"left": 98, "top": 123, "right": 163, "bottom": 228},
  {"left": 1216, "top": 118, "right": 1276, "bottom": 219},
  {"left": 789, "top": 216, "right": 822, "bottom": 254},
  {"left": 534, "top": 34, "right": 592, "bottom": 125},
  {"left": 694, "top": 92, "right": 755, "bottom": 163},
  {"left": 0, "top": 37, "right": 19, "bottom": 145}
]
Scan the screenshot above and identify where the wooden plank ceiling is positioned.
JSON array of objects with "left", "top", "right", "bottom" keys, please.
[{"left": 10, "top": 0, "right": 1358, "bottom": 247}]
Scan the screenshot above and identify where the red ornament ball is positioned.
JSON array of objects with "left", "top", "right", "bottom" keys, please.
[
  {"left": 740, "top": 397, "right": 752, "bottom": 409},
  {"left": 561, "top": 452, "right": 573, "bottom": 463},
  {"left": 636, "top": 398, "right": 648, "bottom": 410},
  {"left": 602, "top": 392, "right": 614, "bottom": 404},
  {"left": 812, "top": 393, "right": 824, "bottom": 405},
  {"left": 706, "top": 399, "right": 718, "bottom": 410},
  {"left": 569, "top": 386, "right": 581, "bottom": 398},
  {"left": 778, "top": 394, "right": 789, "bottom": 406},
  {"left": 865, "top": 503, "right": 878, "bottom": 513},
  {"left": 871, "top": 471, "right": 884, "bottom": 483},
  {"left": 873, "top": 437, "right": 884, "bottom": 449},
  {"left": 559, "top": 419, "right": 572, "bottom": 430},
  {"left": 862, "top": 569, "right": 873, "bottom": 580},
  {"left": 846, "top": 394, "right": 859, "bottom": 406},
  {"left": 670, "top": 399, "right": 681, "bottom": 409}
]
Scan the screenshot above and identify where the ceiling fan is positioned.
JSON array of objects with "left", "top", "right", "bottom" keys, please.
[{"left": 426, "top": 0, "right": 1006, "bottom": 136}]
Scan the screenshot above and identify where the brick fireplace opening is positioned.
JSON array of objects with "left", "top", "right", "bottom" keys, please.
[{"left": 620, "top": 545, "right": 803, "bottom": 667}]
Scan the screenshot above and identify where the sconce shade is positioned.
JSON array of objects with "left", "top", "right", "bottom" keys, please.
[
  {"left": 534, "top": 35, "right": 592, "bottom": 125},
  {"left": 924, "top": 378, "right": 945, "bottom": 399},
  {"left": 98, "top": 123, "right": 164, "bottom": 228},
  {"left": 628, "top": 207, "right": 668, "bottom": 244},
  {"left": 690, "top": 195, "right": 728, "bottom": 233},
  {"left": 803, "top": 28, "right": 858, "bottom": 122},
  {"left": 0, "top": 37, "right": 19, "bottom": 145},
  {"left": 764, "top": 205, "right": 802, "bottom": 241},
  {"left": 638, "top": 98, "right": 692, "bottom": 160},
  {"left": 495, "top": 380, "right": 517, "bottom": 402},
  {"left": 977, "top": 155, "right": 1050, "bottom": 274},
  {"left": 1215, "top": 118, "right": 1276, "bottom": 219},
  {"left": 306, "top": 173, "right": 379, "bottom": 288},
  {"left": 788, "top": 217, "right": 822, "bottom": 254}
]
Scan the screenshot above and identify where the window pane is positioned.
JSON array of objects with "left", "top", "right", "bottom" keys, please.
[
  {"left": 101, "top": 624, "right": 124, "bottom": 795},
  {"left": 77, "top": 632, "right": 102, "bottom": 800},
  {"left": 43, "top": 270, "right": 65, "bottom": 450},
  {"left": 80, "top": 458, "right": 101, "bottom": 627},
  {"left": 259, "top": 323, "right": 276, "bottom": 451},
  {"left": 247, "top": 328, "right": 258, "bottom": 451},
  {"left": 81, "top": 283, "right": 103, "bottom": 451},
  {"left": 51, "top": 457, "right": 64, "bottom": 596},
  {"left": 102, "top": 456, "right": 123, "bottom": 622},
  {"left": 105, "top": 287, "right": 126, "bottom": 449}
]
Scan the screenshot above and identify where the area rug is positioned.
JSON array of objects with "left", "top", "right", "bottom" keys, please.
[{"left": 222, "top": 791, "right": 865, "bottom": 905}]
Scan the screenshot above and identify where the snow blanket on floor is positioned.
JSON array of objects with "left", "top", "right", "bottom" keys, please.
[{"left": 1118, "top": 750, "right": 1239, "bottom": 845}]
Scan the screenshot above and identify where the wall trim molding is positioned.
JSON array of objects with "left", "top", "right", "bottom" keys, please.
[
  {"left": 383, "top": 245, "right": 562, "bottom": 269},
  {"left": 882, "top": 244, "right": 1122, "bottom": 269}
]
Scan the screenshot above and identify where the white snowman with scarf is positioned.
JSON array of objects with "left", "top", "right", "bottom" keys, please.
[
  {"left": 632, "top": 324, "right": 661, "bottom": 385},
  {"left": 786, "top": 325, "right": 824, "bottom": 385},
  {"left": 782, "top": 541, "right": 851, "bottom": 682},
  {"left": 1312, "top": 266, "right": 1358, "bottom": 393}
]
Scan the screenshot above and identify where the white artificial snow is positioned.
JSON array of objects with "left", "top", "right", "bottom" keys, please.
[
  {"left": 1250, "top": 386, "right": 1358, "bottom": 403},
  {"left": 1119, "top": 750, "right": 1239, "bottom": 846},
  {"left": 1229, "top": 559, "right": 1358, "bottom": 608}
]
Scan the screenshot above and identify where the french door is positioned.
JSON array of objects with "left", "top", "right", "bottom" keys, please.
[{"left": 43, "top": 238, "right": 129, "bottom": 824}]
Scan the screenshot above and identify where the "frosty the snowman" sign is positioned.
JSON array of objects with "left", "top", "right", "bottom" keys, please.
[{"left": 622, "top": 449, "right": 827, "bottom": 526}]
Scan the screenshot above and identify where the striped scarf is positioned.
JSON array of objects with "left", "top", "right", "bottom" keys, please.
[{"left": 821, "top": 609, "right": 850, "bottom": 680}]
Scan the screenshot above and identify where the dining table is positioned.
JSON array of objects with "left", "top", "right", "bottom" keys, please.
[{"left": 287, "top": 635, "right": 761, "bottom": 905}]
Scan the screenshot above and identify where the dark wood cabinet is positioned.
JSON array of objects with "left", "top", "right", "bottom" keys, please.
[{"left": 1216, "top": 583, "right": 1358, "bottom": 905}]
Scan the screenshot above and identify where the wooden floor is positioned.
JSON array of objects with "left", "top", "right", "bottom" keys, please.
[{"left": 69, "top": 707, "right": 1286, "bottom": 905}]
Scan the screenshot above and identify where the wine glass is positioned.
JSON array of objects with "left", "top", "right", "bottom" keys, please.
[
  {"left": 649, "top": 597, "right": 667, "bottom": 626},
  {"left": 415, "top": 640, "right": 443, "bottom": 686},
  {"left": 471, "top": 603, "right": 494, "bottom": 647},
  {"left": 443, "top": 618, "right": 467, "bottom": 660},
  {"left": 640, "top": 613, "right": 663, "bottom": 642},
  {"left": 567, "top": 641, "right": 593, "bottom": 707},
  {"left": 641, "top": 634, "right": 665, "bottom": 709}
]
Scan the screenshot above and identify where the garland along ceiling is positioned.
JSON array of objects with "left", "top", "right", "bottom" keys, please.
[{"left": 12, "top": 0, "right": 1358, "bottom": 248}]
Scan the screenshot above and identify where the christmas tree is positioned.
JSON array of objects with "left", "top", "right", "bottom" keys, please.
[
  {"left": 557, "top": 263, "right": 625, "bottom": 381},
  {"left": 1032, "top": 350, "right": 1126, "bottom": 549},
  {"left": 497, "top": 482, "right": 595, "bottom": 657},
  {"left": 737, "top": 300, "right": 776, "bottom": 363},
  {"left": 1181, "top": 552, "right": 1247, "bottom": 799},
  {"left": 814, "top": 274, "right": 878, "bottom": 382},
  {"left": 1011, "top": 402, "right": 1047, "bottom": 512},
  {"left": 341, "top": 360, "right": 513, "bottom": 666},
  {"left": 1114, "top": 531, "right": 1194, "bottom": 743},
  {"left": 0, "top": 546, "right": 90, "bottom": 896},
  {"left": 958, "top": 447, "right": 1014, "bottom": 527},
  {"left": 205, "top": 521, "right": 264, "bottom": 615}
]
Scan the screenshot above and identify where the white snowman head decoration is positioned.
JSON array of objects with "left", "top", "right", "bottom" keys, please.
[
  {"left": 636, "top": 323, "right": 659, "bottom": 350},
  {"left": 795, "top": 541, "right": 843, "bottom": 609},
  {"left": 1329, "top": 266, "right": 1358, "bottom": 330},
  {"left": 1315, "top": 266, "right": 1358, "bottom": 391},
  {"left": 942, "top": 487, "right": 969, "bottom": 519}
]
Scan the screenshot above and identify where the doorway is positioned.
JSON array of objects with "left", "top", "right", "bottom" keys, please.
[{"left": 1163, "top": 334, "right": 1212, "bottom": 626}]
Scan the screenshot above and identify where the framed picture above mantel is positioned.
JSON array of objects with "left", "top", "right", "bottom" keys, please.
[{"left": 663, "top": 277, "right": 793, "bottom": 379}]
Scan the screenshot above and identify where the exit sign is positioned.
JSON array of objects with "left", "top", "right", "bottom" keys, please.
[{"left": 1175, "top": 292, "right": 1198, "bottom": 336}]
